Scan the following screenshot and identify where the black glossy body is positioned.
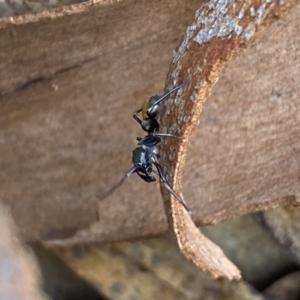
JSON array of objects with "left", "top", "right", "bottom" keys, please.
[
  {"left": 129, "top": 133, "right": 190, "bottom": 213},
  {"left": 132, "top": 135, "right": 160, "bottom": 183},
  {"left": 133, "top": 80, "right": 188, "bottom": 134},
  {"left": 99, "top": 80, "right": 190, "bottom": 213}
]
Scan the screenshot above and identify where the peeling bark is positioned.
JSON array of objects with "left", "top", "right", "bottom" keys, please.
[{"left": 160, "top": 0, "right": 300, "bottom": 279}]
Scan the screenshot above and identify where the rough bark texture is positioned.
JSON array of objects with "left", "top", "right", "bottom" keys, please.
[
  {"left": 158, "top": 0, "right": 300, "bottom": 278},
  {"left": 0, "top": 0, "right": 299, "bottom": 275}
]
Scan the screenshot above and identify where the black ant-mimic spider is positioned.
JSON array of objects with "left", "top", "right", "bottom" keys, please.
[
  {"left": 100, "top": 80, "right": 190, "bottom": 213},
  {"left": 133, "top": 80, "right": 188, "bottom": 134}
]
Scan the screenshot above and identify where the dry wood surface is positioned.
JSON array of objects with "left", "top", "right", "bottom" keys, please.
[{"left": 0, "top": 0, "right": 299, "bottom": 279}]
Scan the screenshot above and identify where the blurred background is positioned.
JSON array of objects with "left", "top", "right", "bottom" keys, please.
[{"left": 0, "top": 0, "right": 300, "bottom": 299}]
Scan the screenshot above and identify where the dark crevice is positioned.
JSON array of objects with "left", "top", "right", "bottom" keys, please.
[{"left": 0, "top": 56, "right": 98, "bottom": 97}]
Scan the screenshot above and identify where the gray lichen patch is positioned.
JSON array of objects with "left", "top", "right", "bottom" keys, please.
[
  {"left": 238, "top": 8, "right": 245, "bottom": 19},
  {"left": 190, "top": 93, "right": 198, "bottom": 103},
  {"left": 194, "top": 0, "right": 245, "bottom": 45},
  {"left": 173, "top": 0, "right": 285, "bottom": 69},
  {"left": 165, "top": 100, "right": 171, "bottom": 116},
  {"left": 243, "top": 23, "right": 256, "bottom": 40},
  {"left": 183, "top": 116, "right": 189, "bottom": 123},
  {"left": 177, "top": 101, "right": 185, "bottom": 125},
  {"left": 168, "top": 145, "right": 177, "bottom": 161},
  {"left": 172, "top": 0, "right": 247, "bottom": 66},
  {"left": 256, "top": 4, "right": 266, "bottom": 23}
]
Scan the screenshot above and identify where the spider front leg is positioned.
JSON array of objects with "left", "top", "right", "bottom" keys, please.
[
  {"left": 98, "top": 166, "right": 137, "bottom": 201},
  {"left": 154, "top": 162, "right": 191, "bottom": 214},
  {"left": 137, "top": 169, "right": 156, "bottom": 183},
  {"left": 133, "top": 108, "right": 143, "bottom": 125},
  {"left": 148, "top": 117, "right": 160, "bottom": 133},
  {"left": 153, "top": 133, "right": 185, "bottom": 140}
]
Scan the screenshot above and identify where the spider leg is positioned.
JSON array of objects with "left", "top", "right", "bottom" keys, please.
[
  {"left": 154, "top": 162, "right": 191, "bottom": 214},
  {"left": 126, "top": 166, "right": 138, "bottom": 177},
  {"left": 153, "top": 133, "right": 185, "bottom": 140},
  {"left": 133, "top": 108, "right": 143, "bottom": 125},
  {"left": 137, "top": 169, "right": 156, "bottom": 182},
  {"left": 98, "top": 166, "right": 137, "bottom": 201},
  {"left": 150, "top": 118, "right": 160, "bottom": 132},
  {"left": 150, "top": 80, "right": 189, "bottom": 108}
]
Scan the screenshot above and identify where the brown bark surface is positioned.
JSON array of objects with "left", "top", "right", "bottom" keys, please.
[
  {"left": 0, "top": 0, "right": 205, "bottom": 241},
  {"left": 158, "top": 0, "right": 300, "bottom": 278},
  {"left": 0, "top": 0, "right": 299, "bottom": 267}
]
